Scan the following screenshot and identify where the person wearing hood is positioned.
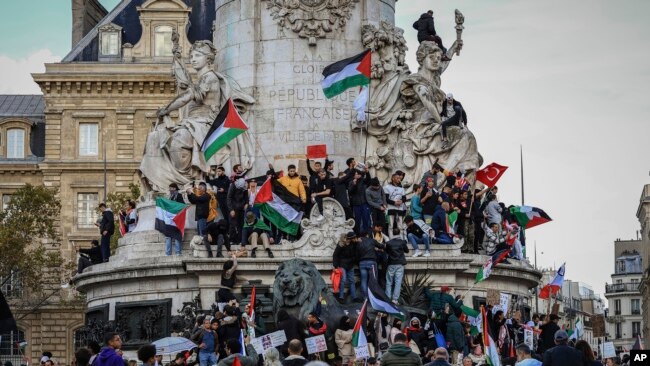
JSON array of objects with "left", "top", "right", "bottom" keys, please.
[
  {"left": 227, "top": 178, "right": 249, "bottom": 244},
  {"left": 445, "top": 310, "right": 465, "bottom": 364},
  {"left": 381, "top": 333, "right": 422, "bottom": 366},
  {"left": 217, "top": 306, "right": 242, "bottom": 352},
  {"left": 95, "top": 333, "right": 124, "bottom": 366},
  {"left": 96, "top": 203, "right": 115, "bottom": 262},
  {"left": 404, "top": 317, "right": 426, "bottom": 356},
  {"left": 217, "top": 338, "right": 258, "bottom": 366},
  {"left": 412, "top": 10, "right": 447, "bottom": 56},
  {"left": 276, "top": 310, "right": 306, "bottom": 357},
  {"left": 334, "top": 316, "right": 354, "bottom": 364}
]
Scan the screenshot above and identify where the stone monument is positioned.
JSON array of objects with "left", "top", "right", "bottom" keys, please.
[{"left": 72, "top": 2, "right": 542, "bottom": 347}]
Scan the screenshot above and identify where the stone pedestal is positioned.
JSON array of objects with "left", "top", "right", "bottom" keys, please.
[{"left": 213, "top": 0, "right": 397, "bottom": 174}]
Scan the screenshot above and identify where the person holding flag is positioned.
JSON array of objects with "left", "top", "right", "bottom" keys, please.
[{"left": 217, "top": 339, "right": 258, "bottom": 366}]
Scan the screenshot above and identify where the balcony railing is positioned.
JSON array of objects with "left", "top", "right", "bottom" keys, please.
[
  {"left": 632, "top": 309, "right": 641, "bottom": 315},
  {"left": 606, "top": 283, "right": 640, "bottom": 293}
]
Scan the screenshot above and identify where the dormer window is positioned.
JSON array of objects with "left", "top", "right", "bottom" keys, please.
[
  {"left": 98, "top": 23, "right": 122, "bottom": 61},
  {"left": 6, "top": 128, "right": 25, "bottom": 159},
  {"left": 154, "top": 25, "right": 174, "bottom": 57}
]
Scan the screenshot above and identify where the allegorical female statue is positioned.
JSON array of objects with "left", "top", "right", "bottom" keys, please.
[
  {"left": 139, "top": 40, "right": 255, "bottom": 192},
  {"left": 396, "top": 41, "right": 480, "bottom": 185}
]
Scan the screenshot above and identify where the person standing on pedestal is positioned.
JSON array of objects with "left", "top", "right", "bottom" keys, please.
[
  {"left": 96, "top": 203, "right": 114, "bottom": 263},
  {"left": 349, "top": 168, "right": 372, "bottom": 234},
  {"left": 384, "top": 173, "right": 407, "bottom": 239},
  {"left": 226, "top": 178, "right": 249, "bottom": 245},
  {"left": 208, "top": 166, "right": 231, "bottom": 225},
  {"left": 366, "top": 178, "right": 387, "bottom": 232},
  {"left": 187, "top": 182, "right": 212, "bottom": 237},
  {"left": 165, "top": 183, "right": 185, "bottom": 256},
  {"left": 310, "top": 170, "right": 333, "bottom": 221}
]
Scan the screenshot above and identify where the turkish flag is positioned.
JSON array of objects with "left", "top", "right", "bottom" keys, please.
[
  {"left": 475, "top": 163, "right": 508, "bottom": 188},
  {"left": 306, "top": 145, "right": 327, "bottom": 159}
]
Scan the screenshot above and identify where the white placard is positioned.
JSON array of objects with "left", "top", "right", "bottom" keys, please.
[
  {"left": 602, "top": 342, "right": 616, "bottom": 359},
  {"left": 305, "top": 335, "right": 328, "bottom": 355},
  {"left": 500, "top": 293, "right": 511, "bottom": 316},
  {"left": 524, "top": 329, "right": 534, "bottom": 349},
  {"left": 250, "top": 330, "right": 287, "bottom": 354},
  {"left": 354, "top": 345, "right": 370, "bottom": 359}
]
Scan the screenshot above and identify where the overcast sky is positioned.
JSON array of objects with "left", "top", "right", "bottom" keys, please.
[{"left": 1, "top": 0, "right": 649, "bottom": 297}]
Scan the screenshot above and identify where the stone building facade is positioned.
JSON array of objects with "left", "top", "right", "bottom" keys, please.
[
  {"left": 605, "top": 239, "right": 644, "bottom": 352},
  {"left": 636, "top": 184, "right": 650, "bottom": 348}
]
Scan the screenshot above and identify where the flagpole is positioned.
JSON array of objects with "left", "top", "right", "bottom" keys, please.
[
  {"left": 363, "top": 82, "right": 371, "bottom": 162},
  {"left": 459, "top": 282, "right": 478, "bottom": 302},
  {"left": 520, "top": 145, "right": 525, "bottom": 205}
]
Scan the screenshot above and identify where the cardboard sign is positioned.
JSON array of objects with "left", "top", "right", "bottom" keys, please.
[
  {"left": 250, "top": 330, "right": 287, "bottom": 354},
  {"left": 551, "top": 303, "right": 560, "bottom": 316},
  {"left": 305, "top": 335, "right": 328, "bottom": 355},
  {"left": 306, "top": 145, "right": 327, "bottom": 159},
  {"left": 592, "top": 315, "right": 606, "bottom": 338},
  {"left": 487, "top": 289, "right": 500, "bottom": 306},
  {"left": 602, "top": 342, "right": 616, "bottom": 358},
  {"left": 524, "top": 329, "right": 534, "bottom": 349}
]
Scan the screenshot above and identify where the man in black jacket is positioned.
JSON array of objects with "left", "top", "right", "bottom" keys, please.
[
  {"left": 310, "top": 170, "right": 333, "bottom": 221},
  {"left": 412, "top": 10, "right": 447, "bottom": 55},
  {"left": 227, "top": 178, "right": 249, "bottom": 244},
  {"left": 96, "top": 203, "right": 114, "bottom": 262},
  {"left": 187, "top": 182, "right": 211, "bottom": 236},
  {"left": 332, "top": 171, "right": 354, "bottom": 219},
  {"left": 538, "top": 314, "right": 561, "bottom": 355},
  {"left": 384, "top": 229, "right": 409, "bottom": 304},
  {"left": 542, "top": 330, "right": 584, "bottom": 366},
  {"left": 207, "top": 166, "right": 231, "bottom": 224},
  {"left": 75, "top": 239, "right": 103, "bottom": 274},
  {"left": 439, "top": 93, "right": 468, "bottom": 149},
  {"left": 333, "top": 232, "right": 358, "bottom": 302},
  {"left": 349, "top": 169, "right": 371, "bottom": 235},
  {"left": 355, "top": 234, "right": 385, "bottom": 300}
]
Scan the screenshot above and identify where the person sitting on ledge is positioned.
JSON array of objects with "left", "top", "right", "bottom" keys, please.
[
  {"left": 241, "top": 211, "right": 274, "bottom": 258},
  {"left": 74, "top": 239, "right": 103, "bottom": 274},
  {"left": 205, "top": 219, "right": 230, "bottom": 258},
  {"left": 431, "top": 202, "right": 454, "bottom": 244},
  {"left": 404, "top": 215, "right": 432, "bottom": 257}
]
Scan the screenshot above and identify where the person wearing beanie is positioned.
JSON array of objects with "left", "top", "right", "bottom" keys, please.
[
  {"left": 424, "top": 285, "right": 462, "bottom": 314},
  {"left": 541, "top": 329, "right": 584, "bottom": 366}
]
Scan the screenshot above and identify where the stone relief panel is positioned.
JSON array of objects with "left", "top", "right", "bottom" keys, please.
[{"left": 263, "top": 0, "right": 360, "bottom": 45}]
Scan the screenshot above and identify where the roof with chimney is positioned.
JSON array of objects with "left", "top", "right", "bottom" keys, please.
[{"left": 64, "top": 0, "right": 216, "bottom": 62}]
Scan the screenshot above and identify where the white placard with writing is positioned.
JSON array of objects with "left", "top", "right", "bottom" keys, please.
[
  {"left": 250, "top": 330, "right": 287, "bottom": 354},
  {"left": 500, "top": 293, "right": 511, "bottom": 316},
  {"left": 305, "top": 335, "right": 328, "bottom": 355},
  {"left": 524, "top": 329, "right": 534, "bottom": 349},
  {"left": 602, "top": 342, "right": 616, "bottom": 359},
  {"left": 354, "top": 345, "right": 370, "bottom": 359}
]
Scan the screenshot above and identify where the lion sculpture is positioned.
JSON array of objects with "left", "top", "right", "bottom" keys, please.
[{"left": 272, "top": 258, "right": 346, "bottom": 328}]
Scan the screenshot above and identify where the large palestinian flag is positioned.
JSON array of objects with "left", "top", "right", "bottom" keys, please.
[
  {"left": 321, "top": 49, "right": 371, "bottom": 99},
  {"left": 509, "top": 205, "right": 552, "bottom": 229},
  {"left": 155, "top": 197, "right": 190, "bottom": 242},
  {"left": 481, "top": 305, "right": 501, "bottom": 366},
  {"left": 201, "top": 98, "right": 248, "bottom": 161},
  {"left": 254, "top": 178, "right": 303, "bottom": 236}
]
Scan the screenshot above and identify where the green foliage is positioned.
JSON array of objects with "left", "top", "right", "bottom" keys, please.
[
  {"left": 106, "top": 183, "right": 141, "bottom": 253},
  {"left": 399, "top": 271, "right": 435, "bottom": 309},
  {"left": 0, "top": 184, "right": 62, "bottom": 292}
]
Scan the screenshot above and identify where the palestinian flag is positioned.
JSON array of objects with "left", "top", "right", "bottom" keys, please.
[
  {"left": 321, "top": 49, "right": 371, "bottom": 99},
  {"left": 367, "top": 271, "right": 405, "bottom": 319},
  {"left": 254, "top": 178, "right": 303, "bottom": 235},
  {"left": 201, "top": 98, "right": 248, "bottom": 161},
  {"left": 461, "top": 305, "right": 481, "bottom": 336},
  {"left": 155, "top": 197, "right": 190, "bottom": 242},
  {"left": 475, "top": 248, "right": 511, "bottom": 283},
  {"left": 481, "top": 305, "right": 501, "bottom": 366},
  {"left": 352, "top": 300, "right": 368, "bottom": 348},
  {"left": 447, "top": 211, "right": 458, "bottom": 234},
  {"left": 509, "top": 205, "right": 552, "bottom": 229}
]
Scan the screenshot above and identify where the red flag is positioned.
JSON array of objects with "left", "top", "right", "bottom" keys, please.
[
  {"left": 118, "top": 214, "right": 127, "bottom": 236},
  {"left": 306, "top": 145, "right": 327, "bottom": 159},
  {"left": 509, "top": 340, "right": 515, "bottom": 358},
  {"left": 232, "top": 356, "right": 241, "bottom": 366},
  {"left": 249, "top": 286, "right": 256, "bottom": 317},
  {"left": 476, "top": 163, "right": 508, "bottom": 188}
]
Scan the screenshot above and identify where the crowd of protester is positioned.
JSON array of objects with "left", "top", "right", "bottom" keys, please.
[{"left": 60, "top": 304, "right": 626, "bottom": 366}]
